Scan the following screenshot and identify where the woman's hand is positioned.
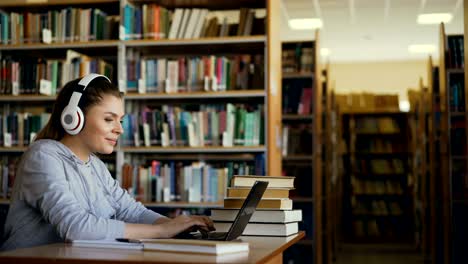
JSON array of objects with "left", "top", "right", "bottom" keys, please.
[
  {"left": 124, "top": 215, "right": 215, "bottom": 239},
  {"left": 153, "top": 215, "right": 215, "bottom": 238}
]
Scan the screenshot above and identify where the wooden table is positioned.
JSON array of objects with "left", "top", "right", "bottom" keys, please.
[{"left": 0, "top": 231, "right": 305, "bottom": 264}]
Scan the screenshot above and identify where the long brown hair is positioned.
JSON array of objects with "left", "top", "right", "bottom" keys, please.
[{"left": 35, "top": 76, "right": 122, "bottom": 141}]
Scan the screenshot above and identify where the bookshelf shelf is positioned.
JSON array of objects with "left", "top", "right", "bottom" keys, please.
[
  {"left": 124, "top": 36, "right": 266, "bottom": 47},
  {"left": 282, "top": 155, "right": 314, "bottom": 161},
  {"left": 297, "top": 239, "right": 314, "bottom": 246},
  {"left": 140, "top": 153, "right": 257, "bottom": 161},
  {"left": 128, "top": 0, "right": 264, "bottom": 10},
  {"left": 282, "top": 72, "right": 314, "bottom": 79},
  {"left": 0, "top": 0, "right": 118, "bottom": 7},
  {"left": 282, "top": 114, "right": 313, "bottom": 121},
  {"left": 0, "top": 199, "right": 9, "bottom": 205},
  {"left": 124, "top": 36, "right": 266, "bottom": 55},
  {"left": 120, "top": 146, "right": 266, "bottom": 154},
  {"left": 291, "top": 197, "right": 314, "bottom": 203},
  {"left": 0, "top": 147, "right": 27, "bottom": 153},
  {"left": 352, "top": 173, "right": 408, "bottom": 179},
  {"left": 0, "top": 95, "right": 56, "bottom": 101},
  {"left": 352, "top": 214, "right": 404, "bottom": 218},
  {"left": 347, "top": 152, "right": 411, "bottom": 156},
  {"left": 446, "top": 68, "right": 464, "bottom": 74},
  {"left": 0, "top": 40, "right": 119, "bottom": 50},
  {"left": 449, "top": 112, "right": 467, "bottom": 116},
  {"left": 353, "top": 194, "right": 408, "bottom": 199},
  {"left": 124, "top": 90, "right": 265, "bottom": 100},
  {"left": 353, "top": 132, "right": 401, "bottom": 136}
]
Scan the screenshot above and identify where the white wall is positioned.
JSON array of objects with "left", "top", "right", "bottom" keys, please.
[{"left": 329, "top": 60, "right": 429, "bottom": 101}]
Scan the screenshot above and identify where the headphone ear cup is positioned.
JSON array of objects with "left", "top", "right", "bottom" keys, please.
[{"left": 61, "top": 105, "right": 85, "bottom": 135}]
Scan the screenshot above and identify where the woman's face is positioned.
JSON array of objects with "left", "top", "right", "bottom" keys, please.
[{"left": 79, "top": 94, "right": 124, "bottom": 154}]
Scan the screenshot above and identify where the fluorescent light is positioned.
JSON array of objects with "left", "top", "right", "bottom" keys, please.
[
  {"left": 320, "top": 48, "right": 330, "bottom": 57},
  {"left": 289, "top": 18, "right": 323, "bottom": 30},
  {"left": 399, "top": 100, "right": 410, "bottom": 112},
  {"left": 417, "top": 13, "right": 452, "bottom": 24},
  {"left": 408, "top": 44, "right": 436, "bottom": 54}
]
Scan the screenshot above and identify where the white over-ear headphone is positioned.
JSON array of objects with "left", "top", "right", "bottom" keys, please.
[{"left": 61, "top": 73, "right": 111, "bottom": 135}]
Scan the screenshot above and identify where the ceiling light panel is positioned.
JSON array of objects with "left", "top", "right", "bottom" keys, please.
[{"left": 417, "top": 13, "right": 453, "bottom": 24}]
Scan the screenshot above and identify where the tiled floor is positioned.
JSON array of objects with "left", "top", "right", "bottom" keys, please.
[{"left": 335, "top": 244, "right": 424, "bottom": 264}]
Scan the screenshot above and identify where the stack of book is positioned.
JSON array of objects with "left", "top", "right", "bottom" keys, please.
[{"left": 211, "top": 175, "right": 302, "bottom": 237}]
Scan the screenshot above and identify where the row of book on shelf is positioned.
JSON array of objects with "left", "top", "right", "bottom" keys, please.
[
  {"left": 353, "top": 218, "right": 407, "bottom": 238},
  {"left": 0, "top": 155, "right": 266, "bottom": 200},
  {"left": 120, "top": 158, "right": 264, "bottom": 204},
  {"left": 0, "top": 52, "right": 265, "bottom": 96},
  {"left": 282, "top": 45, "right": 314, "bottom": 73},
  {"left": 0, "top": 112, "right": 50, "bottom": 147},
  {"left": 0, "top": 50, "right": 113, "bottom": 95},
  {"left": 0, "top": 7, "right": 119, "bottom": 44},
  {"left": 352, "top": 200, "right": 403, "bottom": 216},
  {"left": 351, "top": 177, "right": 404, "bottom": 195},
  {"left": 353, "top": 138, "right": 407, "bottom": 153},
  {"left": 351, "top": 117, "right": 401, "bottom": 134},
  {"left": 122, "top": 103, "right": 264, "bottom": 148},
  {"left": 0, "top": 103, "right": 266, "bottom": 149},
  {"left": 336, "top": 93, "right": 400, "bottom": 113},
  {"left": 281, "top": 124, "right": 313, "bottom": 157},
  {"left": 446, "top": 35, "right": 464, "bottom": 69},
  {"left": 126, "top": 51, "right": 264, "bottom": 94},
  {"left": 123, "top": 5, "right": 264, "bottom": 40},
  {"left": 282, "top": 79, "right": 313, "bottom": 115},
  {"left": 353, "top": 158, "right": 406, "bottom": 175},
  {"left": 0, "top": 5, "right": 265, "bottom": 45},
  {"left": 448, "top": 74, "right": 465, "bottom": 112}
]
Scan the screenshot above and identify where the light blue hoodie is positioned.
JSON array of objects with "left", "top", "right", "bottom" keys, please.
[{"left": 1, "top": 139, "right": 163, "bottom": 251}]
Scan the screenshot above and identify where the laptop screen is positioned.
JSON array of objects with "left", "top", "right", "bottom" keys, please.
[{"left": 225, "top": 181, "right": 269, "bottom": 241}]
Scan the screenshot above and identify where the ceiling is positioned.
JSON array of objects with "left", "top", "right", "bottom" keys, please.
[{"left": 279, "top": 0, "right": 464, "bottom": 62}]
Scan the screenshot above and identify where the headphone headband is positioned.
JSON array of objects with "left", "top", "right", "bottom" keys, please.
[{"left": 78, "top": 73, "right": 111, "bottom": 91}]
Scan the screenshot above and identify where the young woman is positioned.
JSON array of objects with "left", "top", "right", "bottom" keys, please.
[{"left": 1, "top": 74, "right": 214, "bottom": 251}]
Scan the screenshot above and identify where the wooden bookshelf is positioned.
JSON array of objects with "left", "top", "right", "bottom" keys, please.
[
  {"left": 408, "top": 61, "right": 435, "bottom": 263},
  {"left": 342, "top": 112, "right": 414, "bottom": 243},
  {"left": 322, "top": 63, "right": 335, "bottom": 264},
  {"left": 436, "top": 22, "right": 468, "bottom": 264},
  {"left": 280, "top": 36, "right": 323, "bottom": 264},
  {"left": 0, "top": 0, "right": 282, "bottom": 216}
]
